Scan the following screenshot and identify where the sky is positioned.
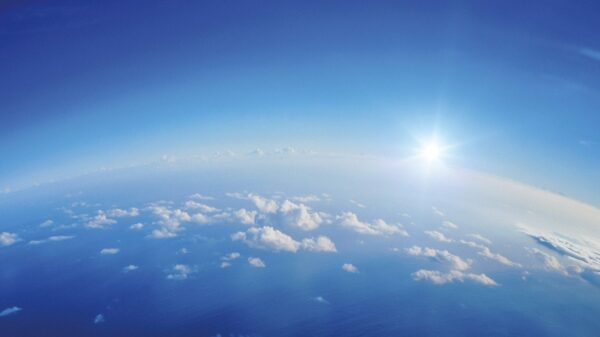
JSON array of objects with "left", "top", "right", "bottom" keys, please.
[{"left": 1, "top": 0, "right": 599, "bottom": 204}]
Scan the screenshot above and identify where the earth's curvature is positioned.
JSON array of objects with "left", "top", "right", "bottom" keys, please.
[{"left": 1, "top": 153, "right": 599, "bottom": 337}]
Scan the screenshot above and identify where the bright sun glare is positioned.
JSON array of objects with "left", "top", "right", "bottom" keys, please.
[{"left": 420, "top": 141, "right": 442, "bottom": 161}]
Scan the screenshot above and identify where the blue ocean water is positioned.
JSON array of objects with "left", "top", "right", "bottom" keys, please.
[{"left": 1, "top": 168, "right": 600, "bottom": 337}]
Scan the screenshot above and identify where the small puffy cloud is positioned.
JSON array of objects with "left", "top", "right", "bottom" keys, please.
[
  {"left": 100, "top": 248, "right": 120, "bottom": 255},
  {"left": 130, "top": 222, "right": 144, "bottom": 230},
  {"left": 147, "top": 205, "right": 192, "bottom": 237},
  {"left": 405, "top": 246, "right": 471, "bottom": 271},
  {"left": 413, "top": 269, "right": 498, "bottom": 286},
  {"left": 39, "top": 219, "right": 54, "bottom": 228},
  {"left": 123, "top": 265, "right": 139, "bottom": 272},
  {"left": 280, "top": 200, "right": 323, "bottom": 231},
  {"left": 86, "top": 211, "right": 116, "bottom": 229},
  {"left": 248, "top": 194, "right": 279, "bottom": 213},
  {"left": 342, "top": 263, "right": 359, "bottom": 273},
  {"left": 107, "top": 208, "right": 139, "bottom": 217},
  {"left": 150, "top": 228, "right": 177, "bottom": 239},
  {"left": 0, "top": 232, "right": 19, "bottom": 246},
  {"left": 234, "top": 208, "right": 257, "bottom": 225},
  {"left": 232, "top": 226, "right": 300, "bottom": 252},
  {"left": 337, "top": 212, "right": 408, "bottom": 236},
  {"left": 184, "top": 201, "right": 220, "bottom": 213},
  {"left": 425, "top": 230, "right": 453, "bottom": 243},
  {"left": 468, "top": 233, "right": 492, "bottom": 245},
  {"left": 301, "top": 236, "right": 337, "bottom": 253},
  {"left": 220, "top": 261, "right": 232, "bottom": 268},
  {"left": 189, "top": 193, "right": 214, "bottom": 200},
  {"left": 0, "top": 306, "right": 22, "bottom": 318},
  {"left": 248, "top": 257, "right": 266, "bottom": 268},
  {"left": 166, "top": 264, "right": 193, "bottom": 280},
  {"left": 93, "top": 314, "right": 105, "bottom": 324},
  {"left": 222, "top": 252, "right": 241, "bottom": 261},
  {"left": 28, "top": 235, "right": 75, "bottom": 245},
  {"left": 441, "top": 221, "right": 458, "bottom": 229}
]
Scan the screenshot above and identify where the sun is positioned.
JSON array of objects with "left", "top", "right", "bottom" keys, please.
[{"left": 420, "top": 141, "right": 442, "bottom": 162}]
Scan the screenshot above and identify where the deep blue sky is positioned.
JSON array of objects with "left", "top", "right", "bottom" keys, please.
[{"left": 1, "top": 0, "right": 599, "bottom": 203}]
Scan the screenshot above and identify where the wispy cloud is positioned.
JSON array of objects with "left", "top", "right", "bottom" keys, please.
[
  {"left": 337, "top": 212, "right": 408, "bottom": 236},
  {"left": 100, "top": 248, "right": 119, "bottom": 255},
  {"left": 0, "top": 306, "right": 22, "bottom": 318}
]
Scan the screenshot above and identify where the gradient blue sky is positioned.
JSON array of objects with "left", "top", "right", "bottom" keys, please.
[{"left": 1, "top": 0, "right": 599, "bottom": 203}]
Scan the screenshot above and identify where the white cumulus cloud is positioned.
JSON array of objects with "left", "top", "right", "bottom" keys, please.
[
  {"left": 248, "top": 257, "right": 266, "bottom": 268},
  {"left": 342, "top": 263, "right": 359, "bottom": 273},
  {"left": 301, "top": 236, "right": 337, "bottom": 252},
  {"left": 232, "top": 226, "right": 300, "bottom": 252}
]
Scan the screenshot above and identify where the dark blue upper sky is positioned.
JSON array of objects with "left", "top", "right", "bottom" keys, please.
[{"left": 1, "top": 0, "right": 599, "bottom": 203}]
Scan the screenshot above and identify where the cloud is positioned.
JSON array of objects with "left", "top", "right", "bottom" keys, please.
[
  {"left": 520, "top": 225, "right": 600, "bottom": 273},
  {"left": 528, "top": 248, "right": 567, "bottom": 274},
  {"left": 86, "top": 211, "right": 116, "bottom": 229},
  {"left": 337, "top": 212, "right": 408, "bottom": 236},
  {"left": 425, "top": 230, "right": 453, "bottom": 243},
  {"left": 405, "top": 246, "right": 471, "bottom": 271},
  {"left": 291, "top": 195, "right": 320, "bottom": 203},
  {"left": 312, "top": 296, "right": 329, "bottom": 304},
  {"left": 280, "top": 200, "right": 323, "bottom": 231},
  {"left": 234, "top": 208, "right": 257, "bottom": 225},
  {"left": 123, "top": 265, "right": 139, "bottom": 272},
  {"left": 100, "top": 248, "right": 119, "bottom": 255},
  {"left": 441, "top": 221, "right": 458, "bottom": 229},
  {"left": 458, "top": 239, "right": 520, "bottom": 267},
  {"left": 232, "top": 226, "right": 300, "bottom": 252},
  {"left": 579, "top": 47, "right": 600, "bottom": 62},
  {"left": 248, "top": 257, "right": 266, "bottom": 268},
  {"left": 94, "top": 314, "right": 105, "bottom": 324},
  {"left": 28, "top": 235, "right": 75, "bottom": 245},
  {"left": 412, "top": 269, "right": 498, "bottom": 286},
  {"left": 222, "top": 252, "right": 241, "bottom": 261},
  {"left": 39, "top": 219, "right": 54, "bottom": 228},
  {"left": 350, "top": 199, "right": 366, "bottom": 208},
  {"left": 221, "top": 252, "right": 241, "bottom": 268},
  {"left": 301, "top": 236, "right": 337, "bottom": 252},
  {"left": 150, "top": 228, "right": 177, "bottom": 239},
  {"left": 432, "top": 206, "right": 445, "bottom": 217},
  {"left": 0, "top": 232, "right": 19, "bottom": 246},
  {"left": 189, "top": 193, "right": 214, "bottom": 200},
  {"left": 342, "top": 263, "right": 359, "bottom": 273},
  {"left": 478, "top": 247, "right": 521, "bottom": 268},
  {"left": 467, "top": 233, "right": 492, "bottom": 245},
  {"left": 184, "top": 201, "right": 220, "bottom": 213},
  {"left": 147, "top": 205, "right": 193, "bottom": 238},
  {"left": 166, "top": 264, "right": 193, "bottom": 280},
  {"left": 0, "top": 306, "right": 22, "bottom": 317},
  {"left": 130, "top": 222, "right": 144, "bottom": 230},
  {"left": 107, "top": 207, "right": 139, "bottom": 217},
  {"left": 228, "top": 193, "right": 279, "bottom": 213}
]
